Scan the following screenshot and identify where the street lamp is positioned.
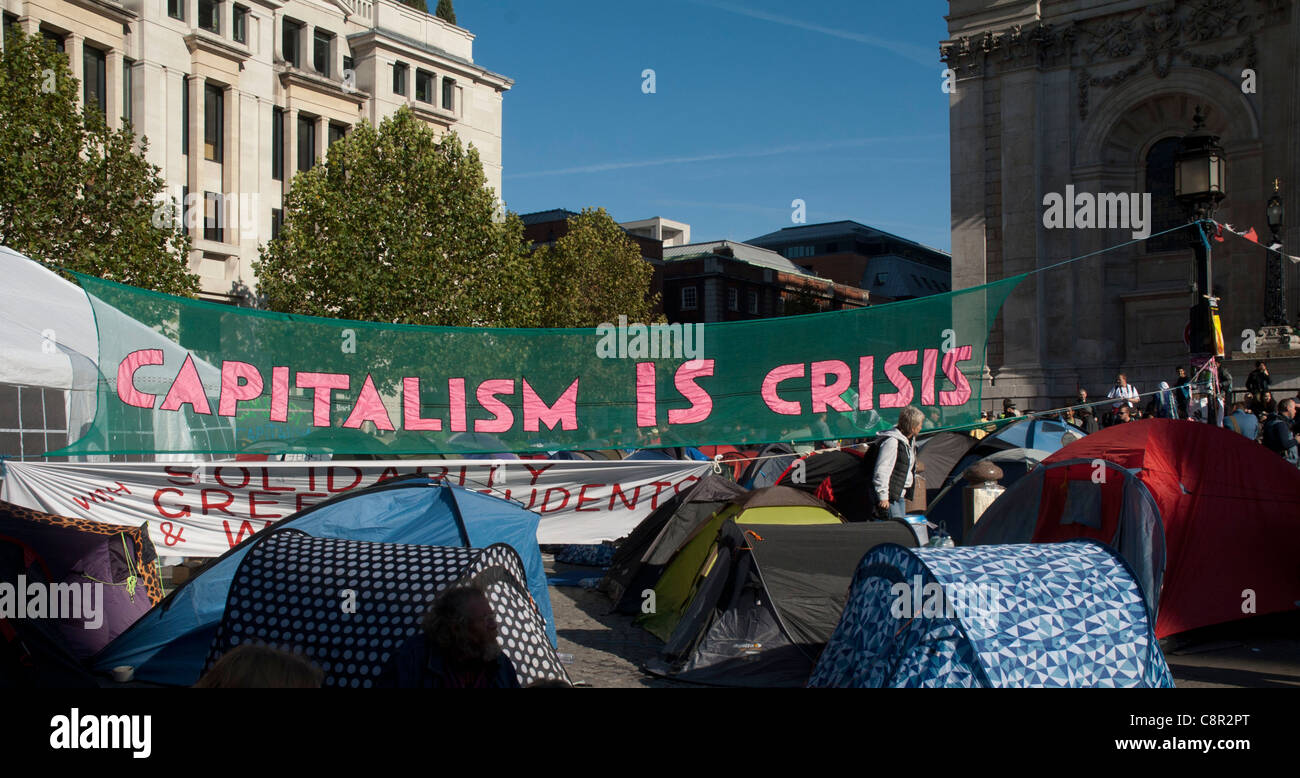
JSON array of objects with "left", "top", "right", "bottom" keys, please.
[
  {"left": 1265, "top": 180, "right": 1286, "bottom": 327},
  {"left": 1175, "top": 106, "right": 1227, "bottom": 423}
]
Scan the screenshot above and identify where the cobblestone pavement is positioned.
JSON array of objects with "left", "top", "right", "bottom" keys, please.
[{"left": 545, "top": 556, "right": 689, "bottom": 688}]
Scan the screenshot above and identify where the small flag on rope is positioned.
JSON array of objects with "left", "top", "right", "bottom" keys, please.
[
  {"left": 1213, "top": 222, "right": 1226, "bottom": 242},
  {"left": 1243, "top": 227, "right": 1259, "bottom": 244}
]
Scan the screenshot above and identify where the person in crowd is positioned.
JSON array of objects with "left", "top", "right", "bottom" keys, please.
[
  {"left": 1262, "top": 398, "right": 1299, "bottom": 466},
  {"left": 1107, "top": 373, "right": 1139, "bottom": 416},
  {"left": 1061, "top": 405, "right": 1081, "bottom": 428},
  {"left": 1074, "top": 388, "right": 1099, "bottom": 433},
  {"left": 873, "top": 406, "right": 923, "bottom": 520},
  {"left": 998, "top": 398, "right": 1021, "bottom": 419},
  {"left": 194, "top": 644, "right": 324, "bottom": 688},
  {"left": 970, "top": 410, "right": 990, "bottom": 440},
  {"left": 1145, "top": 381, "right": 1178, "bottom": 419},
  {"left": 1246, "top": 361, "right": 1271, "bottom": 405},
  {"left": 1224, "top": 402, "right": 1260, "bottom": 441},
  {"left": 1172, "top": 366, "right": 1191, "bottom": 419},
  {"left": 1114, "top": 405, "right": 1133, "bottom": 424},
  {"left": 377, "top": 586, "right": 520, "bottom": 688},
  {"left": 1253, "top": 390, "right": 1278, "bottom": 417}
]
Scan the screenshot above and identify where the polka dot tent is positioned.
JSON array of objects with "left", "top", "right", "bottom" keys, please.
[{"left": 202, "top": 529, "right": 570, "bottom": 688}]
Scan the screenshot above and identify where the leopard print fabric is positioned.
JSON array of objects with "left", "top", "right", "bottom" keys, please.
[{"left": 0, "top": 501, "right": 164, "bottom": 605}]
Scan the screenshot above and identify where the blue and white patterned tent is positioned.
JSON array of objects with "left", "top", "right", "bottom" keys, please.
[{"left": 809, "top": 541, "right": 1174, "bottom": 688}]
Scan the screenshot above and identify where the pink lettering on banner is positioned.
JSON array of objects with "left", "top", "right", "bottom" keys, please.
[
  {"left": 939, "top": 345, "right": 975, "bottom": 407},
  {"left": 270, "top": 366, "right": 290, "bottom": 422},
  {"left": 159, "top": 354, "right": 212, "bottom": 415},
  {"left": 449, "top": 378, "right": 467, "bottom": 433},
  {"left": 475, "top": 379, "right": 515, "bottom": 433},
  {"left": 635, "top": 363, "right": 656, "bottom": 427},
  {"left": 523, "top": 378, "right": 579, "bottom": 432},
  {"left": 296, "top": 372, "right": 350, "bottom": 427},
  {"left": 202, "top": 489, "right": 236, "bottom": 516},
  {"left": 218, "top": 361, "right": 264, "bottom": 417},
  {"left": 117, "top": 349, "right": 164, "bottom": 409},
  {"left": 761, "top": 363, "right": 804, "bottom": 416},
  {"left": 296, "top": 492, "right": 327, "bottom": 512},
  {"left": 810, "top": 360, "right": 853, "bottom": 413},
  {"left": 343, "top": 374, "right": 396, "bottom": 431},
  {"left": 647, "top": 481, "right": 672, "bottom": 511},
  {"left": 403, "top": 377, "right": 441, "bottom": 431},
  {"left": 248, "top": 491, "right": 284, "bottom": 520},
  {"left": 223, "top": 519, "right": 270, "bottom": 547},
  {"left": 920, "top": 348, "right": 939, "bottom": 406},
  {"left": 879, "top": 350, "right": 919, "bottom": 409},
  {"left": 668, "top": 360, "right": 714, "bottom": 425},
  {"left": 858, "top": 356, "right": 875, "bottom": 410}
]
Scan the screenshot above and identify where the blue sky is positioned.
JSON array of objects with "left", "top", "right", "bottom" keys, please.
[{"left": 459, "top": 0, "right": 953, "bottom": 252}]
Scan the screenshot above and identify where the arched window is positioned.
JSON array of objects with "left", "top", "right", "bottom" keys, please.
[{"left": 1145, "top": 137, "right": 1186, "bottom": 253}]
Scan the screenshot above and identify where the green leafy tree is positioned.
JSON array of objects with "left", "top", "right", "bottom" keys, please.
[
  {"left": 0, "top": 29, "right": 196, "bottom": 295},
  {"left": 255, "top": 106, "right": 540, "bottom": 327},
  {"left": 533, "top": 208, "right": 661, "bottom": 327},
  {"left": 435, "top": 0, "right": 457, "bottom": 25},
  {"left": 399, "top": 0, "right": 427, "bottom": 13}
]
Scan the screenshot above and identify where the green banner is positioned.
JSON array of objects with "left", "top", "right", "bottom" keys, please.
[{"left": 52, "top": 272, "right": 1023, "bottom": 455}]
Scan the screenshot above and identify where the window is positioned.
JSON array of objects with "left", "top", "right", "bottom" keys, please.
[
  {"left": 442, "top": 77, "right": 455, "bottom": 110},
  {"left": 204, "top": 192, "right": 222, "bottom": 243},
  {"left": 123, "top": 59, "right": 134, "bottom": 124},
  {"left": 233, "top": 5, "right": 248, "bottom": 44},
  {"left": 0, "top": 384, "right": 69, "bottom": 461},
  {"left": 748, "top": 291, "right": 758, "bottom": 314},
  {"left": 41, "top": 28, "right": 65, "bottom": 54},
  {"left": 415, "top": 70, "right": 433, "bottom": 103},
  {"left": 83, "top": 45, "right": 106, "bottom": 116},
  {"left": 328, "top": 122, "right": 347, "bottom": 148},
  {"left": 282, "top": 19, "right": 302, "bottom": 67},
  {"left": 204, "top": 82, "right": 223, "bottom": 162},
  {"left": 297, "top": 114, "right": 316, "bottom": 171},
  {"left": 1145, "top": 137, "right": 1184, "bottom": 254},
  {"left": 3, "top": 13, "right": 18, "bottom": 51},
  {"left": 167, "top": 0, "right": 184, "bottom": 21},
  {"left": 313, "top": 30, "right": 331, "bottom": 77},
  {"left": 271, "top": 208, "right": 283, "bottom": 240},
  {"left": 727, "top": 288, "right": 738, "bottom": 311},
  {"left": 272, "top": 107, "right": 284, "bottom": 181},
  {"left": 199, "top": 0, "right": 220, "bottom": 33},
  {"left": 681, "top": 287, "right": 697, "bottom": 310},
  {"left": 392, "top": 62, "right": 408, "bottom": 95},
  {"left": 181, "top": 75, "right": 190, "bottom": 156},
  {"left": 342, "top": 54, "right": 353, "bottom": 80}
]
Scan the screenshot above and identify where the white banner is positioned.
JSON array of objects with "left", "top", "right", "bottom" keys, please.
[{"left": 1, "top": 459, "right": 712, "bottom": 555}]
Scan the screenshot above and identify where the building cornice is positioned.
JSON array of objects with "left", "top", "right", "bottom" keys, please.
[
  {"left": 347, "top": 30, "right": 513, "bottom": 90},
  {"left": 275, "top": 62, "right": 371, "bottom": 105},
  {"left": 184, "top": 30, "right": 251, "bottom": 64},
  {"left": 939, "top": 0, "right": 1290, "bottom": 120},
  {"left": 66, "top": 0, "right": 137, "bottom": 24}
]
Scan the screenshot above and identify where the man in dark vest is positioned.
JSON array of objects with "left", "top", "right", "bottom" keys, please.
[{"left": 873, "top": 406, "right": 924, "bottom": 519}]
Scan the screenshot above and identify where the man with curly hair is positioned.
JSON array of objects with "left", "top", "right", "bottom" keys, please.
[{"left": 378, "top": 585, "right": 520, "bottom": 688}]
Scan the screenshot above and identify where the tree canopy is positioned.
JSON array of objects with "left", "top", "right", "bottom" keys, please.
[
  {"left": 0, "top": 29, "right": 196, "bottom": 295},
  {"left": 533, "top": 208, "right": 661, "bottom": 327},
  {"left": 436, "top": 0, "right": 457, "bottom": 25}
]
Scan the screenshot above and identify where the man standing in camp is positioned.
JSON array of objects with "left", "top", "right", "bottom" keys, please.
[
  {"left": 377, "top": 586, "right": 521, "bottom": 688},
  {"left": 1262, "top": 398, "right": 1299, "bottom": 467},
  {"left": 873, "top": 407, "right": 923, "bottom": 520}
]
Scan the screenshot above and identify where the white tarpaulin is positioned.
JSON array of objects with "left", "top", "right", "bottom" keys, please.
[{"left": 1, "top": 458, "right": 713, "bottom": 553}]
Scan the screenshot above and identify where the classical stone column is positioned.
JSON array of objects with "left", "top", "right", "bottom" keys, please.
[{"left": 106, "top": 49, "right": 122, "bottom": 130}]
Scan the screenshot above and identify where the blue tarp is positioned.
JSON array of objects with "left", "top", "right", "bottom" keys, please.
[
  {"left": 93, "top": 479, "right": 555, "bottom": 685},
  {"left": 809, "top": 540, "right": 1174, "bottom": 688}
]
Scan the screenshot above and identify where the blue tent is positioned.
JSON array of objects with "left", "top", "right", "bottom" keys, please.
[
  {"left": 809, "top": 540, "right": 1174, "bottom": 688},
  {"left": 93, "top": 477, "right": 555, "bottom": 685}
]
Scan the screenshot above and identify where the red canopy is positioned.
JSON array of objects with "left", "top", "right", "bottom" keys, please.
[{"left": 1043, "top": 419, "right": 1300, "bottom": 637}]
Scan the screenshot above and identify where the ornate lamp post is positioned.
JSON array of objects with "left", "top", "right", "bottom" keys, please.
[
  {"left": 1258, "top": 181, "right": 1297, "bottom": 350},
  {"left": 1175, "top": 106, "right": 1227, "bottom": 422}
]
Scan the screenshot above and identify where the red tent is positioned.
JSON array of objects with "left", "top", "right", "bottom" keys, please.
[{"left": 970, "top": 419, "right": 1300, "bottom": 638}]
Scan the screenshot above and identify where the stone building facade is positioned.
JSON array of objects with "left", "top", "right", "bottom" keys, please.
[
  {"left": 2, "top": 0, "right": 510, "bottom": 301},
  {"left": 943, "top": 0, "right": 1300, "bottom": 411}
]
